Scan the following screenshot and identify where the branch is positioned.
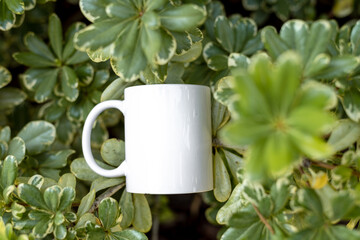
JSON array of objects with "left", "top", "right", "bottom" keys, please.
[
  {"left": 309, "top": 160, "right": 360, "bottom": 177},
  {"left": 89, "top": 183, "right": 126, "bottom": 213},
  {"left": 251, "top": 203, "right": 275, "bottom": 234}
]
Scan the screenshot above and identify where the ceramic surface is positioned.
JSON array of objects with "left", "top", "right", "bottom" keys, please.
[{"left": 82, "top": 84, "right": 213, "bottom": 194}]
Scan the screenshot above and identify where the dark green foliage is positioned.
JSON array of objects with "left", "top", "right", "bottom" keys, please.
[{"left": 2, "top": 0, "right": 360, "bottom": 239}]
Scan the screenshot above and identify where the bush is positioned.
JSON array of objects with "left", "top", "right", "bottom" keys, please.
[{"left": 1, "top": 0, "right": 360, "bottom": 239}]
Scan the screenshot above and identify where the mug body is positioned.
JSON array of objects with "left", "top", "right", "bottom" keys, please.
[{"left": 124, "top": 84, "right": 212, "bottom": 194}]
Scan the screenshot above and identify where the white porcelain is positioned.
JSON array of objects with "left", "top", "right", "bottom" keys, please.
[{"left": 82, "top": 84, "right": 213, "bottom": 194}]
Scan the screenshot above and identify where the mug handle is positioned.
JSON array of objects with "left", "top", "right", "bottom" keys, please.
[{"left": 82, "top": 100, "right": 127, "bottom": 177}]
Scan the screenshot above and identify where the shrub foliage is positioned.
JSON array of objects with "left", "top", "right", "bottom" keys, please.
[{"left": 1, "top": 0, "right": 360, "bottom": 239}]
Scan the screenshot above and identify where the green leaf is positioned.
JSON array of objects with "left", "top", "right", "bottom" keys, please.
[
  {"left": 54, "top": 224, "right": 67, "bottom": 239},
  {"left": 132, "top": 194, "right": 152, "bottom": 233},
  {"left": 39, "top": 168, "right": 61, "bottom": 181},
  {"left": 98, "top": 197, "right": 118, "bottom": 230},
  {"left": 213, "top": 76, "right": 235, "bottom": 107},
  {"left": 329, "top": 191, "right": 354, "bottom": 221},
  {"left": 17, "top": 121, "right": 56, "bottom": 155},
  {"left": 343, "top": 88, "right": 360, "bottom": 122},
  {"left": 18, "top": 183, "right": 48, "bottom": 210},
  {"left": 32, "top": 217, "right": 53, "bottom": 239},
  {"left": 228, "top": 53, "right": 250, "bottom": 69},
  {"left": 330, "top": 225, "right": 360, "bottom": 240},
  {"left": 271, "top": 51, "right": 303, "bottom": 114},
  {"left": 163, "top": 63, "right": 184, "bottom": 84},
  {"left": 89, "top": 69, "right": 109, "bottom": 90},
  {"left": 328, "top": 119, "right": 360, "bottom": 152},
  {"left": 87, "top": 44, "right": 114, "bottom": 62},
  {"left": 90, "top": 120, "right": 109, "bottom": 148},
  {"left": 298, "top": 80, "right": 337, "bottom": 110},
  {"left": 171, "top": 41, "right": 202, "bottom": 63},
  {"left": 56, "top": 116, "right": 77, "bottom": 145},
  {"left": 1, "top": 155, "right": 17, "bottom": 189},
  {"left": 351, "top": 21, "right": 360, "bottom": 55},
  {"left": 257, "top": 196, "right": 274, "bottom": 219},
  {"left": 214, "top": 150, "right": 231, "bottom": 202},
  {"left": 8, "top": 137, "right": 25, "bottom": 164},
  {"left": 65, "top": 50, "right": 89, "bottom": 65},
  {"left": 34, "top": 68, "right": 59, "bottom": 103},
  {"left": 0, "top": 66, "right": 11, "bottom": 89},
  {"left": 303, "top": 20, "right": 332, "bottom": 71},
  {"left": 220, "top": 227, "right": 247, "bottom": 240},
  {"left": 61, "top": 66, "right": 79, "bottom": 102},
  {"left": 90, "top": 177, "right": 125, "bottom": 193},
  {"left": 28, "top": 174, "right": 44, "bottom": 189},
  {"left": 44, "top": 185, "right": 61, "bottom": 211},
  {"left": 54, "top": 212, "right": 65, "bottom": 225},
  {"left": 24, "top": 32, "right": 55, "bottom": 61},
  {"left": 120, "top": 190, "right": 134, "bottom": 229},
  {"left": 11, "top": 201, "right": 26, "bottom": 220},
  {"left": 49, "top": 14, "right": 63, "bottom": 60},
  {"left": 308, "top": 55, "right": 359, "bottom": 80},
  {"left": 0, "top": 141, "right": 7, "bottom": 160},
  {"left": 0, "top": 3, "right": 15, "bottom": 31},
  {"left": 171, "top": 31, "right": 191, "bottom": 56},
  {"left": 0, "top": 126, "right": 10, "bottom": 142},
  {"left": 232, "top": 18, "right": 257, "bottom": 53},
  {"left": 270, "top": 178, "right": 290, "bottom": 214},
  {"left": 101, "top": 78, "right": 134, "bottom": 101},
  {"left": 58, "top": 187, "right": 75, "bottom": 211},
  {"left": 38, "top": 150, "right": 75, "bottom": 169},
  {"left": 77, "top": 190, "right": 95, "bottom": 218},
  {"left": 63, "top": 22, "right": 85, "bottom": 59},
  {"left": 261, "top": 26, "right": 289, "bottom": 59},
  {"left": 221, "top": 222, "right": 264, "bottom": 240},
  {"left": 66, "top": 212, "right": 77, "bottom": 223},
  {"left": 159, "top": 4, "right": 206, "bottom": 32},
  {"left": 0, "top": 87, "right": 26, "bottom": 111},
  {"left": 217, "top": 183, "right": 244, "bottom": 225},
  {"left": 111, "top": 21, "right": 148, "bottom": 81},
  {"left": 221, "top": 149, "right": 242, "bottom": 181},
  {"left": 74, "top": 18, "right": 127, "bottom": 53},
  {"left": 3, "top": 185, "right": 16, "bottom": 204},
  {"left": 295, "top": 188, "right": 323, "bottom": 216},
  {"left": 13, "top": 52, "right": 56, "bottom": 68},
  {"left": 105, "top": 2, "right": 138, "bottom": 19},
  {"left": 141, "top": 24, "right": 162, "bottom": 63},
  {"left": 279, "top": 20, "right": 308, "bottom": 56},
  {"left": 212, "top": 99, "right": 229, "bottom": 135},
  {"left": 70, "top": 158, "right": 107, "bottom": 181},
  {"left": 111, "top": 230, "right": 148, "bottom": 240},
  {"left": 75, "top": 212, "right": 96, "bottom": 229},
  {"left": 79, "top": 0, "right": 111, "bottom": 23},
  {"left": 155, "top": 28, "right": 176, "bottom": 65},
  {"left": 242, "top": 180, "right": 266, "bottom": 204},
  {"left": 289, "top": 129, "right": 333, "bottom": 160},
  {"left": 203, "top": 42, "right": 228, "bottom": 71},
  {"left": 228, "top": 205, "right": 258, "bottom": 229},
  {"left": 5, "top": 0, "right": 24, "bottom": 14},
  {"left": 214, "top": 16, "right": 234, "bottom": 53},
  {"left": 100, "top": 138, "right": 125, "bottom": 167},
  {"left": 23, "top": 0, "right": 35, "bottom": 9},
  {"left": 58, "top": 173, "right": 76, "bottom": 190}
]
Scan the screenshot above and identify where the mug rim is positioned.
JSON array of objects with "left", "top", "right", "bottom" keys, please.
[{"left": 124, "top": 84, "right": 210, "bottom": 93}]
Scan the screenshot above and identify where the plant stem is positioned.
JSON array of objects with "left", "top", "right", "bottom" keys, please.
[
  {"left": 251, "top": 203, "right": 275, "bottom": 234},
  {"left": 309, "top": 160, "right": 360, "bottom": 177},
  {"left": 151, "top": 195, "right": 160, "bottom": 240},
  {"left": 89, "top": 183, "right": 126, "bottom": 213}
]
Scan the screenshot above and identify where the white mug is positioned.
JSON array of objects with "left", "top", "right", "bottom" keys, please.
[{"left": 82, "top": 84, "right": 213, "bottom": 194}]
